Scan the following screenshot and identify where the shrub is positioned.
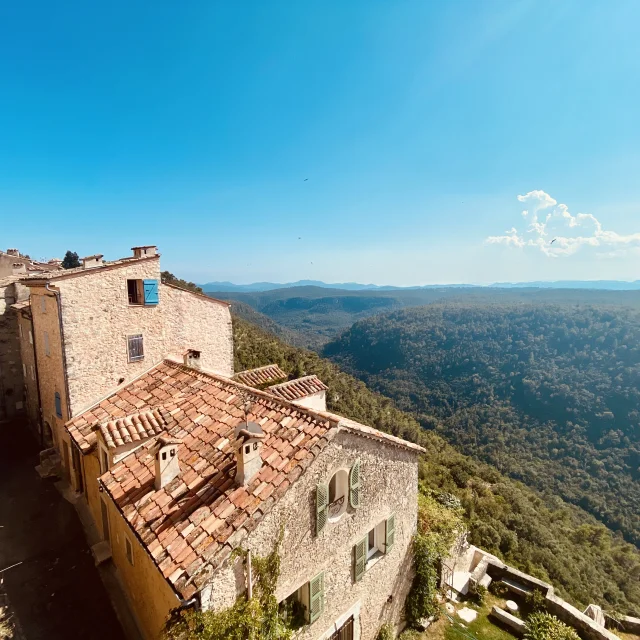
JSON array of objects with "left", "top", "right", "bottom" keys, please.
[
  {"left": 376, "top": 622, "right": 395, "bottom": 640},
  {"left": 399, "top": 631, "right": 422, "bottom": 640},
  {"left": 524, "top": 612, "right": 580, "bottom": 640},
  {"left": 524, "top": 590, "right": 548, "bottom": 614},
  {"left": 472, "top": 583, "right": 487, "bottom": 605},
  {"left": 489, "top": 581, "right": 509, "bottom": 597}
]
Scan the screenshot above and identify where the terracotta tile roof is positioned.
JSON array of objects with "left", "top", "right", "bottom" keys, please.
[
  {"left": 95, "top": 408, "right": 175, "bottom": 449},
  {"left": 66, "top": 359, "right": 423, "bottom": 600},
  {"left": 267, "top": 375, "right": 328, "bottom": 402},
  {"left": 89, "top": 360, "right": 338, "bottom": 599},
  {"left": 20, "top": 254, "right": 158, "bottom": 281},
  {"left": 232, "top": 364, "right": 287, "bottom": 387}
]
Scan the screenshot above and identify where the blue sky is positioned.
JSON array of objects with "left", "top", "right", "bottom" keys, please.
[{"left": 1, "top": 1, "right": 639, "bottom": 285}]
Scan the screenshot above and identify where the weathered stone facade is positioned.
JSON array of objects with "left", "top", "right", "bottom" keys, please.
[
  {"left": 202, "top": 431, "right": 419, "bottom": 640},
  {"left": 0, "top": 278, "right": 28, "bottom": 421},
  {"left": 15, "top": 307, "right": 40, "bottom": 434},
  {"left": 25, "top": 256, "right": 233, "bottom": 418}
]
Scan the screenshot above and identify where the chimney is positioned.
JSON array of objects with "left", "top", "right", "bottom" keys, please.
[
  {"left": 154, "top": 436, "right": 182, "bottom": 490},
  {"left": 183, "top": 349, "right": 202, "bottom": 370},
  {"left": 12, "top": 263, "right": 26, "bottom": 274},
  {"left": 6, "top": 248, "right": 19, "bottom": 257},
  {"left": 132, "top": 245, "right": 158, "bottom": 259},
  {"left": 234, "top": 422, "right": 265, "bottom": 486},
  {"left": 82, "top": 254, "right": 104, "bottom": 269}
]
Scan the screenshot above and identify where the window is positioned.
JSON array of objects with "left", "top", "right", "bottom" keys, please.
[
  {"left": 127, "top": 279, "right": 143, "bottom": 305},
  {"left": 125, "top": 537, "right": 134, "bottom": 566},
  {"left": 100, "top": 446, "right": 110, "bottom": 474},
  {"left": 54, "top": 391, "right": 62, "bottom": 418},
  {"left": 127, "top": 334, "right": 144, "bottom": 362},
  {"left": 127, "top": 279, "right": 159, "bottom": 306},
  {"left": 328, "top": 469, "right": 348, "bottom": 521},
  {"left": 43, "top": 331, "right": 50, "bottom": 356},
  {"left": 279, "top": 572, "right": 324, "bottom": 628},
  {"left": 353, "top": 515, "right": 395, "bottom": 583}
]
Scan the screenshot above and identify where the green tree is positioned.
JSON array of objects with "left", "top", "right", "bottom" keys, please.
[{"left": 61, "top": 250, "right": 80, "bottom": 269}]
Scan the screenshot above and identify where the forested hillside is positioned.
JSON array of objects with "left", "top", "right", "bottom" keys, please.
[
  {"left": 211, "top": 286, "right": 640, "bottom": 349},
  {"left": 323, "top": 304, "right": 640, "bottom": 547},
  {"left": 232, "top": 313, "right": 640, "bottom": 615}
]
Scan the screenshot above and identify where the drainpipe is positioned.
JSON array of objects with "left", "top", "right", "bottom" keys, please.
[{"left": 45, "top": 283, "right": 72, "bottom": 420}]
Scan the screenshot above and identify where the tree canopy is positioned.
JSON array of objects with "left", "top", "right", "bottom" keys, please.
[
  {"left": 61, "top": 250, "right": 80, "bottom": 269},
  {"left": 233, "top": 312, "right": 640, "bottom": 615}
]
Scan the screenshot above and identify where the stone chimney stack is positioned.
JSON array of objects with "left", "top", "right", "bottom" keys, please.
[
  {"left": 82, "top": 254, "right": 104, "bottom": 269},
  {"left": 154, "top": 437, "right": 182, "bottom": 490},
  {"left": 234, "top": 422, "right": 265, "bottom": 486},
  {"left": 131, "top": 245, "right": 158, "bottom": 258},
  {"left": 12, "top": 263, "right": 26, "bottom": 274},
  {"left": 6, "top": 249, "right": 19, "bottom": 257},
  {"left": 183, "top": 349, "right": 202, "bottom": 370}
]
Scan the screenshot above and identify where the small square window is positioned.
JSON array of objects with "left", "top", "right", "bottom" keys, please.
[
  {"left": 127, "top": 334, "right": 144, "bottom": 362},
  {"left": 127, "top": 279, "right": 143, "bottom": 305},
  {"left": 125, "top": 537, "right": 134, "bottom": 566}
]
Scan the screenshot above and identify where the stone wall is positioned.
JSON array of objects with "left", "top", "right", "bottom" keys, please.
[
  {"left": 160, "top": 284, "right": 233, "bottom": 378},
  {"left": 43, "top": 258, "right": 234, "bottom": 416},
  {"left": 102, "top": 488, "right": 180, "bottom": 640},
  {"left": 0, "top": 280, "right": 26, "bottom": 422},
  {"left": 28, "top": 285, "right": 70, "bottom": 460},
  {"left": 201, "top": 431, "right": 420, "bottom": 640},
  {"left": 16, "top": 311, "right": 39, "bottom": 434}
]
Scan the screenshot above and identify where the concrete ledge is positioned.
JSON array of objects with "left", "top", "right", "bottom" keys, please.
[{"left": 490, "top": 606, "right": 526, "bottom": 636}]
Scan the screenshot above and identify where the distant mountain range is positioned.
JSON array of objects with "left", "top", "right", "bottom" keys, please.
[{"left": 200, "top": 279, "right": 640, "bottom": 293}]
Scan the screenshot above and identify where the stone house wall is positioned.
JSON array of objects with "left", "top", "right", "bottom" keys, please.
[
  {"left": 201, "top": 431, "right": 419, "bottom": 640},
  {"left": 16, "top": 310, "right": 40, "bottom": 434},
  {"left": 37, "top": 257, "right": 233, "bottom": 417},
  {"left": 101, "top": 485, "right": 180, "bottom": 640},
  {"left": 160, "top": 284, "right": 233, "bottom": 377},
  {"left": 0, "top": 280, "right": 27, "bottom": 422},
  {"left": 294, "top": 390, "right": 327, "bottom": 412},
  {"left": 27, "top": 285, "right": 70, "bottom": 460}
]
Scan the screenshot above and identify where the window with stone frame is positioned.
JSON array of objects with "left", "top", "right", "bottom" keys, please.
[{"left": 127, "top": 334, "right": 144, "bottom": 362}]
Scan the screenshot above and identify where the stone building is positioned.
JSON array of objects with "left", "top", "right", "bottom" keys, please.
[
  {"left": 65, "top": 358, "right": 423, "bottom": 640},
  {"left": 5, "top": 243, "right": 422, "bottom": 640},
  {"left": 0, "top": 248, "right": 59, "bottom": 424},
  {"left": 16, "top": 246, "right": 233, "bottom": 488}
]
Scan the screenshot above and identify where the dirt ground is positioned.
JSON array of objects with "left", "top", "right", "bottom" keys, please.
[{"left": 0, "top": 420, "right": 126, "bottom": 640}]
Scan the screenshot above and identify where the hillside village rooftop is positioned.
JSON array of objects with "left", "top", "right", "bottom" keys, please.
[{"left": 65, "top": 358, "right": 423, "bottom": 600}]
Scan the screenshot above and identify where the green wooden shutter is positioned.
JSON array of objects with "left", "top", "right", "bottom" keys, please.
[
  {"left": 309, "top": 572, "right": 324, "bottom": 624},
  {"left": 349, "top": 459, "right": 361, "bottom": 508},
  {"left": 385, "top": 514, "right": 396, "bottom": 553},
  {"left": 354, "top": 536, "right": 367, "bottom": 583},
  {"left": 143, "top": 279, "right": 159, "bottom": 305},
  {"left": 316, "top": 483, "right": 329, "bottom": 536}
]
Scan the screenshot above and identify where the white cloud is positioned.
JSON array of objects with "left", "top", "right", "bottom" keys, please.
[{"left": 486, "top": 191, "right": 640, "bottom": 258}]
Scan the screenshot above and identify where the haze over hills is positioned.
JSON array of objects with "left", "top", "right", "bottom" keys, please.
[
  {"left": 201, "top": 279, "right": 640, "bottom": 293},
  {"left": 207, "top": 285, "right": 640, "bottom": 349}
]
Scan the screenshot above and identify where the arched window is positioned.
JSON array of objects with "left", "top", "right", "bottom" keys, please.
[{"left": 327, "top": 469, "right": 349, "bottom": 521}]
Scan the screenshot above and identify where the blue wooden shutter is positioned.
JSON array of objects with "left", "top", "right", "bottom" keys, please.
[
  {"left": 143, "top": 279, "right": 159, "bottom": 305},
  {"left": 55, "top": 392, "right": 62, "bottom": 417}
]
